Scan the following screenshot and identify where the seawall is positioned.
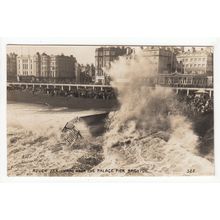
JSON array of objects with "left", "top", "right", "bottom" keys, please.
[{"left": 7, "top": 90, "right": 119, "bottom": 111}]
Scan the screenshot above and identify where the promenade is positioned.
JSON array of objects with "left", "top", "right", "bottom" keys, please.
[{"left": 7, "top": 82, "right": 214, "bottom": 97}]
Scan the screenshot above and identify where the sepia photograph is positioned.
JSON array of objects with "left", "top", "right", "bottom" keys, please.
[
  {"left": 6, "top": 44, "right": 214, "bottom": 176},
  {"left": 2, "top": 1, "right": 220, "bottom": 220}
]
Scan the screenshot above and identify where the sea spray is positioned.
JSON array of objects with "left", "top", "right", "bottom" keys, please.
[
  {"left": 98, "top": 51, "right": 214, "bottom": 176},
  {"left": 7, "top": 50, "right": 214, "bottom": 176}
]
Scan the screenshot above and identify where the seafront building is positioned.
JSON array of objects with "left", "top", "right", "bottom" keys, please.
[
  {"left": 176, "top": 47, "right": 213, "bottom": 75},
  {"left": 95, "top": 46, "right": 132, "bottom": 84},
  {"left": 7, "top": 53, "right": 17, "bottom": 81},
  {"left": 40, "top": 53, "right": 50, "bottom": 78},
  {"left": 8, "top": 46, "right": 213, "bottom": 87},
  {"left": 142, "top": 46, "right": 182, "bottom": 74},
  {"left": 17, "top": 53, "right": 41, "bottom": 80},
  {"left": 50, "top": 54, "right": 77, "bottom": 82},
  {"left": 94, "top": 46, "right": 186, "bottom": 84},
  {"left": 75, "top": 63, "right": 95, "bottom": 84},
  {"left": 16, "top": 53, "right": 77, "bottom": 82}
]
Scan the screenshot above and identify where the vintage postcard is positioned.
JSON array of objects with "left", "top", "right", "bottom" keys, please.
[{"left": 6, "top": 44, "right": 214, "bottom": 176}]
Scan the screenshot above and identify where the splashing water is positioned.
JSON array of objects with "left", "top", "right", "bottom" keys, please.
[
  {"left": 7, "top": 103, "right": 104, "bottom": 176},
  {"left": 7, "top": 51, "right": 214, "bottom": 176},
  {"left": 97, "top": 51, "right": 214, "bottom": 176}
]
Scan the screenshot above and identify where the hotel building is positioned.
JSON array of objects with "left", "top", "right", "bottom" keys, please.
[{"left": 176, "top": 47, "right": 213, "bottom": 75}]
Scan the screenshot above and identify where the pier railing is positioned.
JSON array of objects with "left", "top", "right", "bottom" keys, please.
[{"left": 7, "top": 82, "right": 214, "bottom": 97}]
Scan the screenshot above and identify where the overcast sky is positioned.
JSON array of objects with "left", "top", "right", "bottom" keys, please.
[{"left": 7, "top": 45, "right": 97, "bottom": 65}]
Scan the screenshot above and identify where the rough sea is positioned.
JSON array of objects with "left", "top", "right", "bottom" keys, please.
[{"left": 7, "top": 51, "right": 214, "bottom": 176}]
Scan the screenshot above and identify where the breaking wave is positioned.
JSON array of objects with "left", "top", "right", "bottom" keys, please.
[
  {"left": 7, "top": 103, "right": 103, "bottom": 176},
  {"left": 96, "top": 51, "right": 214, "bottom": 176},
  {"left": 7, "top": 51, "right": 214, "bottom": 176}
]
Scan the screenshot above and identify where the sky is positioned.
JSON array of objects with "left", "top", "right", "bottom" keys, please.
[{"left": 7, "top": 45, "right": 97, "bottom": 65}]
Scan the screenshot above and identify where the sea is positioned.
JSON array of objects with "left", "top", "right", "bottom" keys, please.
[
  {"left": 7, "top": 97, "right": 214, "bottom": 177},
  {"left": 7, "top": 52, "right": 214, "bottom": 177},
  {"left": 7, "top": 101, "right": 105, "bottom": 176}
]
